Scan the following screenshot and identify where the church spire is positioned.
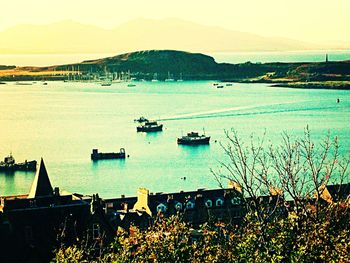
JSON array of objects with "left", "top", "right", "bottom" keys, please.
[{"left": 28, "top": 158, "right": 53, "bottom": 198}]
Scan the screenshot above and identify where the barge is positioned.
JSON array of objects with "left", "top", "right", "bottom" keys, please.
[{"left": 91, "top": 148, "right": 126, "bottom": 161}]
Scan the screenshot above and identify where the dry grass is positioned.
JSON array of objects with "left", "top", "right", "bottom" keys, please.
[{"left": 0, "top": 68, "right": 71, "bottom": 77}]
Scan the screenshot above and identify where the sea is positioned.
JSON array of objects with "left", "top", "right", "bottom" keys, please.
[{"left": 0, "top": 51, "right": 349, "bottom": 198}]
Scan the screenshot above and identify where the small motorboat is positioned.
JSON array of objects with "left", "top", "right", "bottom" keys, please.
[{"left": 134, "top": 116, "right": 149, "bottom": 123}]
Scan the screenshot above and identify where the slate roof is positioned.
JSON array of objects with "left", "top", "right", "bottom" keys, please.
[{"left": 28, "top": 158, "right": 53, "bottom": 198}]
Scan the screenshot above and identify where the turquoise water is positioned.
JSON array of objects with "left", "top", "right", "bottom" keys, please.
[{"left": 0, "top": 81, "right": 349, "bottom": 198}]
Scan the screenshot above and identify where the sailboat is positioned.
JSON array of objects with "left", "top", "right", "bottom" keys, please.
[
  {"left": 165, "top": 71, "right": 175, "bottom": 82},
  {"left": 151, "top": 73, "right": 159, "bottom": 82}
]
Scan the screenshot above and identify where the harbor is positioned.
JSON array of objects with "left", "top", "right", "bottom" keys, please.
[
  {"left": 0, "top": 80, "right": 349, "bottom": 198},
  {"left": 0, "top": 81, "right": 350, "bottom": 198}
]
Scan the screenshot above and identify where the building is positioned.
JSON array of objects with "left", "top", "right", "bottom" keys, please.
[
  {"left": 0, "top": 159, "right": 90, "bottom": 262},
  {"left": 103, "top": 185, "right": 245, "bottom": 230}
]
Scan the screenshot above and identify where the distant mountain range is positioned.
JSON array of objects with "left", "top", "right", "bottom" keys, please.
[{"left": 0, "top": 18, "right": 336, "bottom": 54}]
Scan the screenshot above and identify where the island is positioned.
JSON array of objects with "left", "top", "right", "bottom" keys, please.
[{"left": 0, "top": 50, "right": 349, "bottom": 89}]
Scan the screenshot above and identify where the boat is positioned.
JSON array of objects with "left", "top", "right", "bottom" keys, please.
[
  {"left": 151, "top": 73, "right": 159, "bottom": 82},
  {"left": 177, "top": 132, "right": 210, "bottom": 145},
  {"left": 0, "top": 154, "right": 37, "bottom": 172},
  {"left": 15, "top": 82, "right": 32, "bottom": 85},
  {"left": 177, "top": 73, "right": 184, "bottom": 82},
  {"left": 226, "top": 83, "right": 233, "bottom": 86},
  {"left": 127, "top": 83, "right": 136, "bottom": 87},
  {"left": 42, "top": 82, "right": 48, "bottom": 85},
  {"left": 91, "top": 148, "right": 126, "bottom": 161},
  {"left": 217, "top": 85, "right": 224, "bottom": 88},
  {"left": 101, "top": 80, "right": 112, "bottom": 86},
  {"left": 137, "top": 121, "right": 163, "bottom": 132},
  {"left": 134, "top": 116, "right": 149, "bottom": 123},
  {"left": 164, "top": 71, "right": 175, "bottom": 82}
]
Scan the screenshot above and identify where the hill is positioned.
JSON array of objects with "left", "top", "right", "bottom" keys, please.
[{"left": 0, "top": 18, "right": 318, "bottom": 54}]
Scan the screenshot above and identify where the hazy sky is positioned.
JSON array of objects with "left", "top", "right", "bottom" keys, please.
[{"left": 1, "top": 0, "right": 349, "bottom": 43}]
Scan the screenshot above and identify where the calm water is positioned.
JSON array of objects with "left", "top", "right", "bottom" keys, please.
[
  {"left": 0, "top": 81, "right": 349, "bottom": 198},
  {"left": 0, "top": 50, "right": 349, "bottom": 67}
]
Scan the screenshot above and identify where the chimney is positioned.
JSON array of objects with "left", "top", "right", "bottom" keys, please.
[{"left": 133, "top": 188, "right": 152, "bottom": 216}]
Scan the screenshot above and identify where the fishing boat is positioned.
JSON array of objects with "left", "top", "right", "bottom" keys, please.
[
  {"left": 91, "top": 148, "right": 126, "bottom": 161},
  {"left": 137, "top": 121, "right": 163, "bottom": 132},
  {"left": 0, "top": 154, "right": 37, "bottom": 172},
  {"left": 127, "top": 83, "right": 136, "bottom": 87},
  {"left": 177, "top": 132, "right": 210, "bottom": 145}
]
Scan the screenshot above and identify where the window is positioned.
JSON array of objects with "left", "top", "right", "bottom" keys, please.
[
  {"left": 216, "top": 198, "right": 224, "bottom": 207},
  {"left": 231, "top": 197, "right": 241, "bottom": 205},
  {"left": 175, "top": 202, "right": 182, "bottom": 211},
  {"left": 186, "top": 201, "right": 195, "bottom": 210},
  {"left": 205, "top": 200, "right": 213, "bottom": 208},
  {"left": 92, "top": 223, "right": 100, "bottom": 239},
  {"left": 157, "top": 203, "right": 167, "bottom": 213}
]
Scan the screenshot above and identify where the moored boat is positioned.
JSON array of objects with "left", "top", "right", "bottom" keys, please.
[
  {"left": 0, "top": 154, "right": 37, "bottom": 172},
  {"left": 177, "top": 132, "right": 210, "bottom": 145},
  {"left": 134, "top": 116, "right": 149, "bottom": 123},
  {"left": 91, "top": 148, "right": 126, "bottom": 161},
  {"left": 137, "top": 121, "right": 163, "bottom": 132}
]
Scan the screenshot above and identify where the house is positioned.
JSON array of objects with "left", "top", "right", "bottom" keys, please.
[
  {"left": 319, "top": 183, "right": 350, "bottom": 204},
  {"left": 103, "top": 184, "right": 245, "bottom": 229},
  {"left": 0, "top": 159, "right": 90, "bottom": 263}
]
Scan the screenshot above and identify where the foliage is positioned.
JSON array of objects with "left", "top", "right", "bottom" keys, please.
[
  {"left": 55, "top": 204, "right": 350, "bottom": 263},
  {"left": 55, "top": 129, "right": 350, "bottom": 262}
]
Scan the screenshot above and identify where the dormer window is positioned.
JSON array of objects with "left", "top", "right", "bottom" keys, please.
[
  {"left": 175, "top": 202, "right": 182, "bottom": 211},
  {"left": 231, "top": 197, "right": 241, "bottom": 205},
  {"left": 205, "top": 200, "right": 213, "bottom": 208},
  {"left": 157, "top": 203, "right": 167, "bottom": 213},
  {"left": 216, "top": 198, "right": 224, "bottom": 207},
  {"left": 186, "top": 201, "right": 195, "bottom": 210}
]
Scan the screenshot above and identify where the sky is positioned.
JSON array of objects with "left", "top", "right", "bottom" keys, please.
[{"left": 0, "top": 0, "right": 349, "bottom": 43}]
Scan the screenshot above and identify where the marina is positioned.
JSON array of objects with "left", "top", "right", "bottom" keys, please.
[{"left": 0, "top": 80, "right": 349, "bottom": 198}]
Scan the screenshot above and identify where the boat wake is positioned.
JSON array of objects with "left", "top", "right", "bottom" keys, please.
[{"left": 158, "top": 101, "right": 345, "bottom": 122}]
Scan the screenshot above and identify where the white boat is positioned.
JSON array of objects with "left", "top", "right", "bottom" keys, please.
[
  {"left": 151, "top": 73, "right": 159, "bottom": 82},
  {"left": 165, "top": 71, "right": 175, "bottom": 82}
]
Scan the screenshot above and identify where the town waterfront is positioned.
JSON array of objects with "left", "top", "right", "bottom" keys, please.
[{"left": 0, "top": 81, "right": 349, "bottom": 198}]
